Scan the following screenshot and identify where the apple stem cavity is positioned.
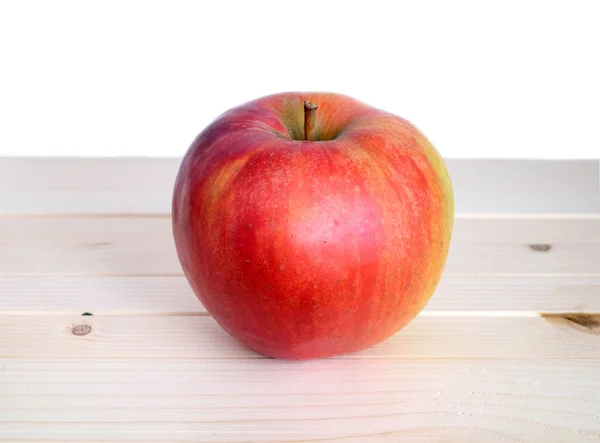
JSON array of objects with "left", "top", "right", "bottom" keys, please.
[{"left": 303, "top": 100, "right": 318, "bottom": 141}]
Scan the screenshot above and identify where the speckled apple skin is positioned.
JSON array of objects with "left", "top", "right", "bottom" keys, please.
[{"left": 172, "top": 92, "right": 454, "bottom": 360}]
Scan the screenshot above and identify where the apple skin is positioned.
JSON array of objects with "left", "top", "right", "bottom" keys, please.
[{"left": 172, "top": 92, "right": 454, "bottom": 360}]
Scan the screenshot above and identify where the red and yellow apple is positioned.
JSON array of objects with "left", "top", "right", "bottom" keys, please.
[{"left": 172, "top": 92, "right": 454, "bottom": 359}]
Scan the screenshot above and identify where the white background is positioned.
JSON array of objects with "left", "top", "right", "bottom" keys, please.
[{"left": 0, "top": 0, "right": 599, "bottom": 159}]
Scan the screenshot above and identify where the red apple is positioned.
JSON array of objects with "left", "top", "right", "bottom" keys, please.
[{"left": 172, "top": 92, "right": 454, "bottom": 359}]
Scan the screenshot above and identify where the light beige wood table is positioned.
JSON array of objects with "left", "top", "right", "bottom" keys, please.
[{"left": 1, "top": 157, "right": 599, "bottom": 442}]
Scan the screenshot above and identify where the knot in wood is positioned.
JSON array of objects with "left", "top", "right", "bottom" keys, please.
[
  {"left": 72, "top": 324, "right": 92, "bottom": 336},
  {"left": 529, "top": 244, "right": 552, "bottom": 252}
]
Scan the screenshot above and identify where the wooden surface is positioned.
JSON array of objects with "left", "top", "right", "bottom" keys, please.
[
  {"left": 0, "top": 157, "right": 598, "bottom": 214},
  {"left": 1, "top": 157, "right": 600, "bottom": 442},
  {"left": 2, "top": 275, "right": 600, "bottom": 314},
  {"left": 1, "top": 215, "right": 598, "bottom": 275}
]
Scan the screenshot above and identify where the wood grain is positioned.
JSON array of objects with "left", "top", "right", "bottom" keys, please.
[
  {"left": 1, "top": 157, "right": 598, "bottom": 214},
  {"left": 1, "top": 275, "right": 599, "bottom": 315},
  {"left": 0, "top": 315, "right": 598, "bottom": 360},
  {"left": 0, "top": 215, "right": 598, "bottom": 275},
  {"left": 1, "top": 359, "right": 600, "bottom": 442},
  {"left": 1, "top": 157, "right": 599, "bottom": 442}
]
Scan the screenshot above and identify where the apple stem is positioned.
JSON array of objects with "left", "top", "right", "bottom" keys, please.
[{"left": 303, "top": 100, "right": 318, "bottom": 141}]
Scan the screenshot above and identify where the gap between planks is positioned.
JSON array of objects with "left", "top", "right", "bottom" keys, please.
[{"left": 1, "top": 213, "right": 599, "bottom": 218}]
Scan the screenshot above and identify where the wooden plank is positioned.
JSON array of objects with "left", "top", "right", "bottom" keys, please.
[
  {"left": 0, "top": 315, "right": 598, "bottom": 359},
  {"left": 446, "top": 159, "right": 600, "bottom": 214},
  {"left": 0, "top": 215, "right": 177, "bottom": 276},
  {"left": 0, "top": 190, "right": 172, "bottom": 214},
  {"left": 0, "top": 157, "right": 598, "bottom": 214},
  {"left": 0, "top": 215, "right": 598, "bottom": 275},
  {"left": 452, "top": 215, "right": 600, "bottom": 243},
  {"left": 1, "top": 359, "right": 600, "bottom": 441},
  {"left": 0, "top": 157, "right": 180, "bottom": 191},
  {"left": 1, "top": 275, "right": 599, "bottom": 315}
]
